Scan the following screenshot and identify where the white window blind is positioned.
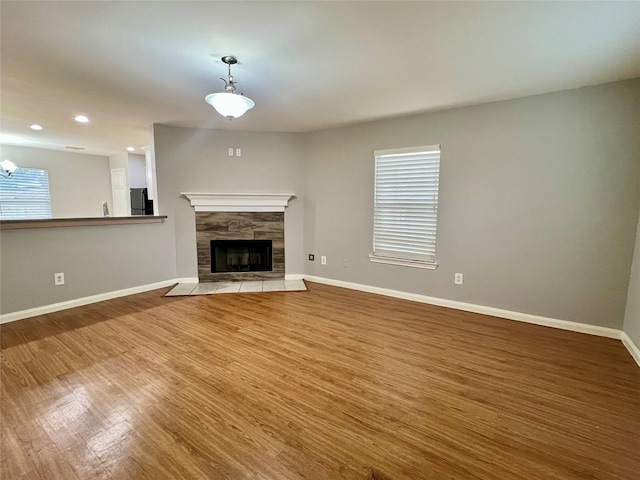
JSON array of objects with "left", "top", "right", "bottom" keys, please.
[
  {"left": 370, "top": 145, "right": 440, "bottom": 269},
  {"left": 0, "top": 168, "right": 53, "bottom": 220}
]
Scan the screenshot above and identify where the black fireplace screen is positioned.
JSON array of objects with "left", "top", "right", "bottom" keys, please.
[{"left": 210, "top": 239, "right": 273, "bottom": 273}]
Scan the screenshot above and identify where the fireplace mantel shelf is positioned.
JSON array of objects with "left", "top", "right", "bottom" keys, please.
[{"left": 181, "top": 193, "right": 295, "bottom": 212}]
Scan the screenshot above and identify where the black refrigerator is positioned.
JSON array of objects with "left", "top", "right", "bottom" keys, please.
[{"left": 130, "top": 188, "right": 154, "bottom": 216}]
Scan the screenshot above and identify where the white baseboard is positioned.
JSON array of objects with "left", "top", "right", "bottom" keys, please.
[
  {"left": 303, "top": 275, "right": 622, "bottom": 340},
  {"left": 1, "top": 275, "right": 306, "bottom": 325},
  {"left": 285, "top": 274, "right": 305, "bottom": 280},
  {"left": 176, "top": 277, "right": 199, "bottom": 283},
  {"left": 0, "top": 279, "right": 179, "bottom": 324},
  {"left": 621, "top": 332, "right": 640, "bottom": 367},
  {"left": 3, "top": 273, "right": 636, "bottom": 368}
]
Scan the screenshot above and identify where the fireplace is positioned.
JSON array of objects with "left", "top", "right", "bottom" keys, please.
[
  {"left": 182, "top": 193, "right": 294, "bottom": 282},
  {"left": 211, "top": 239, "right": 272, "bottom": 273}
]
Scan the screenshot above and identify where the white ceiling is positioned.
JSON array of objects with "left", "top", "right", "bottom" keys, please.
[{"left": 1, "top": 1, "right": 639, "bottom": 157}]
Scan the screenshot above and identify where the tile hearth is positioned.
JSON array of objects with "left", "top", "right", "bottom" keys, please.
[{"left": 165, "top": 279, "right": 307, "bottom": 297}]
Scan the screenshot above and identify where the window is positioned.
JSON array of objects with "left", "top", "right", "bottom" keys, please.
[
  {"left": 0, "top": 168, "right": 53, "bottom": 220},
  {"left": 370, "top": 144, "right": 440, "bottom": 269}
]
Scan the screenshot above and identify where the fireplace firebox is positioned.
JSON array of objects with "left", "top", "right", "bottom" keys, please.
[{"left": 210, "top": 239, "right": 273, "bottom": 273}]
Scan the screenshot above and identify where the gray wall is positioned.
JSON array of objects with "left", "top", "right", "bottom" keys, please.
[
  {"left": 0, "top": 144, "right": 113, "bottom": 218},
  {"left": 624, "top": 210, "right": 640, "bottom": 347},
  {"left": 153, "top": 125, "right": 306, "bottom": 279},
  {"left": 0, "top": 222, "right": 176, "bottom": 314},
  {"left": 3, "top": 80, "right": 639, "bottom": 325},
  {"left": 303, "top": 79, "right": 640, "bottom": 328}
]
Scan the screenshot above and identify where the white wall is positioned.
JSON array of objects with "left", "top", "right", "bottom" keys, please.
[
  {"left": 0, "top": 144, "right": 113, "bottom": 218},
  {"left": 303, "top": 79, "right": 640, "bottom": 329},
  {"left": 623, "top": 210, "right": 640, "bottom": 348},
  {"left": 128, "top": 153, "right": 147, "bottom": 188}
]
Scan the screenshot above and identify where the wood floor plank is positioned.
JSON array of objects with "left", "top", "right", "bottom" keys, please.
[{"left": 2, "top": 281, "right": 639, "bottom": 479}]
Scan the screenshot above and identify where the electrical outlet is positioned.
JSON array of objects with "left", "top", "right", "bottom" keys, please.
[
  {"left": 235, "top": 148, "right": 242, "bottom": 157},
  {"left": 54, "top": 272, "right": 65, "bottom": 286},
  {"left": 308, "top": 254, "right": 315, "bottom": 261},
  {"left": 343, "top": 258, "right": 349, "bottom": 267},
  {"left": 454, "top": 273, "right": 463, "bottom": 285},
  {"left": 321, "top": 256, "right": 327, "bottom": 265},
  {"left": 228, "top": 148, "right": 234, "bottom": 156}
]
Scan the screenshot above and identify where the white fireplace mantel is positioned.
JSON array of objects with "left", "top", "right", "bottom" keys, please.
[{"left": 181, "top": 193, "right": 295, "bottom": 212}]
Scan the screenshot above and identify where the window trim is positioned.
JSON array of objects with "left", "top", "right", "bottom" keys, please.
[{"left": 369, "top": 144, "right": 440, "bottom": 270}]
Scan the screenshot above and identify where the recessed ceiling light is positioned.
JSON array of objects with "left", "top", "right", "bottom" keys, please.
[
  {"left": 127, "top": 147, "right": 135, "bottom": 152},
  {"left": 74, "top": 115, "right": 89, "bottom": 123},
  {"left": 29, "top": 124, "right": 43, "bottom": 130}
]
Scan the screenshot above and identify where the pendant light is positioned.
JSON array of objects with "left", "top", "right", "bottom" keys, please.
[{"left": 205, "top": 56, "right": 255, "bottom": 119}]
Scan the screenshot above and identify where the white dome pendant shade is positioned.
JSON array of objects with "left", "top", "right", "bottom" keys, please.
[
  {"left": 205, "top": 56, "right": 255, "bottom": 119},
  {"left": 205, "top": 92, "right": 255, "bottom": 119}
]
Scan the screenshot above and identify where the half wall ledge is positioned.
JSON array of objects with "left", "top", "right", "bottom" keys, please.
[{"left": 0, "top": 216, "right": 167, "bottom": 230}]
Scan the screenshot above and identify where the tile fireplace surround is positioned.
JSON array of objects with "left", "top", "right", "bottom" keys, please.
[{"left": 182, "top": 193, "right": 295, "bottom": 282}]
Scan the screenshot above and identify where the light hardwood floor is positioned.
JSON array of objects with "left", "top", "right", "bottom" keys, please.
[{"left": 1, "top": 282, "right": 639, "bottom": 479}]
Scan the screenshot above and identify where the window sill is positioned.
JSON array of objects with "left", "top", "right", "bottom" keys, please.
[
  {"left": 368, "top": 254, "right": 438, "bottom": 270},
  {"left": 0, "top": 216, "right": 167, "bottom": 230}
]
